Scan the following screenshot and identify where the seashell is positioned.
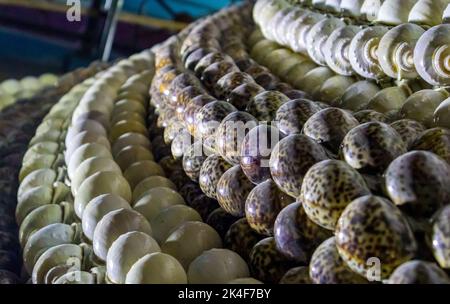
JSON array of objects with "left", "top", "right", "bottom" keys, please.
[
  {"left": 53, "top": 271, "right": 96, "bottom": 284},
  {"left": 349, "top": 26, "right": 389, "bottom": 80},
  {"left": 265, "top": 7, "right": 292, "bottom": 42},
  {"left": 341, "top": 0, "right": 365, "bottom": 18},
  {"left": 106, "top": 231, "right": 160, "bottom": 284},
  {"left": 390, "top": 119, "right": 425, "bottom": 147},
  {"left": 276, "top": 7, "right": 307, "bottom": 46},
  {"left": 378, "top": 24, "right": 425, "bottom": 80},
  {"left": 400, "top": 89, "right": 448, "bottom": 127},
  {"left": 443, "top": 4, "right": 450, "bottom": 23},
  {"left": 307, "top": 18, "right": 346, "bottom": 66},
  {"left": 408, "top": 0, "right": 450, "bottom": 27},
  {"left": 133, "top": 187, "right": 185, "bottom": 220},
  {"left": 250, "top": 40, "right": 280, "bottom": 64},
  {"left": 67, "top": 143, "right": 112, "bottom": 180},
  {"left": 23, "top": 223, "right": 81, "bottom": 274},
  {"left": 388, "top": 260, "right": 450, "bottom": 284},
  {"left": 360, "top": 0, "right": 384, "bottom": 21},
  {"left": 16, "top": 186, "right": 53, "bottom": 226},
  {"left": 325, "top": 0, "right": 343, "bottom": 13},
  {"left": 294, "top": 67, "right": 335, "bottom": 96},
  {"left": 431, "top": 205, "right": 450, "bottom": 269},
  {"left": 312, "top": 0, "right": 328, "bottom": 10},
  {"left": 82, "top": 193, "right": 131, "bottom": 241},
  {"left": 434, "top": 96, "right": 450, "bottom": 129},
  {"left": 93, "top": 208, "right": 152, "bottom": 261},
  {"left": 18, "top": 168, "right": 56, "bottom": 198},
  {"left": 280, "top": 267, "right": 312, "bottom": 284},
  {"left": 284, "top": 61, "right": 318, "bottom": 85},
  {"left": 414, "top": 24, "right": 450, "bottom": 86},
  {"left": 367, "top": 85, "right": 411, "bottom": 113},
  {"left": 315, "top": 75, "right": 356, "bottom": 104},
  {"left": 375, "top": 0, "right": 417, "bottom": 25},
  {"left": 133, "top": 176, "right": 177, "bottom": 202},
  {"left": 337, "top": 80, "right": 381, "bottom": 111},
  {"left": 32, "top": 243, "right": 85, "bottom": 284},
  {"left": 286, "top": 11, "right": 325, "bottom": 54},
  {"left": 325, "top": 26, "right": 360, "bottom": 76}
]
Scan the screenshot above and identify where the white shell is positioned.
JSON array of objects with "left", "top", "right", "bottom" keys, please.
[
  {"left": 414, "top": 24, "right": 450, "bottom": 86},
  {"left": 325, "top": 25, "right": 361, "bottom": 76},
  {"left": 106, "top": 231, "right": 160, "bottom": 284},
  {"left": 378, "top": 23, "right": 425, "bottom": 79},
  {"left": 325, "top": 0, "right": 342, "bottom": 13},
  {"left": 287, "top": 11, "right": 325, "bottom": 54},
  {"left": 93, "top": 208, "right": 152, "bottom": 261},
  {"left": 341, "top": 0, "right": 365, "bottom": 18},
  {"left": 349, "top": 26, "right": 389, "bottom": 80},
  {"left": 307, "top": 18, "right": 346, "bottom": 66},
  {"left": 266, "top": 7, "right": 291, "bottom": 42},
  {"left": 276, "top": 7, "right": 307, "bottom": 46},
  {"left": 434, "top": 95, "right": 450, "bottom": 128},
  {"left": 312, "top": 0, "right": 328, "bottom": 10},
  {"left": 376, "top": 0, "right": 418, "bottom": 25},
  {"left": 408, "top": 0, "right": 450, "bottom": 27},
  {"left": 443, "top": 4, "right": 450, "bottom": 23},
  {"left": 361, "top": 0, "right": 383, "bottom": 21}
]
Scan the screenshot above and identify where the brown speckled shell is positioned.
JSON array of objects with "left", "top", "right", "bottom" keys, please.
[
  {"left": 385, "top": 151, "right": 450, "bottom": 218},
  {"left": 431, "top": 205, "right": 450, "bottom": 269},
  {"left": 390, "top": 119, "right": 425, "bottom": 148},
  {"left": 215, "top": 111, "right": 258, "bottom": 165},
  {"left": 244, "top": 64, "right": 270, "bottom": 78},
  {"left": 274, "top": 202, "right": 332, "bottom": 262},
  {"left": 180, "top": 34, "right": 220, "bottom": 57},
  {"left": 235, "top": 58, "right": 256, "bottom": 71},
  {"left": 188, "top": 194, "right": 220, "bottom": 221},
  {"left": 184, "top": 94, "right": 216, "bottom": 136},
  {"left": 354, "top": 110, "right": 389, "bottom": 124},
  {"left": 240, "top": 125, "right": 283, "bottom": 185},
  {"left": 216, "top": 165, "right": 254, "bottom": 216},
  {"left": 206, "top": 207, "right": 240, "bottom": 240},
  {"left": 167, "top": 72, "right": 201, "bottom": 107},
  {"left": 388, "top": 260, "right": 450, "bottom": 284},
  {"left": 182, "top": 141, "right": 209, "bottom": 181},
  {"left": 246, "top": 91, "right": 289, "bottom": 122},
  {"left": 410, "top": 128, "right": 450, "bottom": 164},
  {"left": 301, "top": 160, "right": 371, "bottom": 230},
  {"left": 184, "top": 47, "right": 215, "bottom": 71},
  {"left": 310, "top": 237, "right": 368, "bottom": 284},
  {"left": 279, "top": 266, "right": 312, "bottom": 284},
  {"left": 171, "top": 130, "right": 193, "bottom": 159},
  {"left": 201, "top": 61, "right": 239, "bottom": 91},
  {"left": 249, "top": 237, "right": 297, "bottom": 284},
  {"left": 215, "top": 71, "right": 255, "bottom": 99},
  {"left": 341, "top": 122, "right": 407, "bottom": 173},
  {"left": 335, "top": 195, "right": 417, "bottom": 280},
  {"left": 275, "top": 99, "right": 322, "bottom": 136},
  {"left": 194, "top": 52, "right": 234, "bottom": 76},
  {"left": 223, "top": 41, "right": 249, "bottom": 61},
  {"left": 245, "top": 179, "right": 293, "bottom": 236},
  {"left": 283, "top": 90, "right": 311, "bottom": 100},
  {"left": 224, "top": 218, "right": 264, "bottom": 262},
  {"left": 158, "top": 68, "right": 180, "bottom": 98},
  {"left": 303, "top": 107, "right": 359, "bottom": 153},
  {"left": 269, "top": 134, "right": 328, "bottom": 198},
  {"left": 163, "top": 120, "right": 185, "bottom": 145},
  {"left": 254, "top": 72, "right": 280, "bottom": 90},
  {"left": 175, "top": 85, "right": 206, "bottom": 119},
  {"left": 199, "top": 154, "right": 233, "bottom": 199},
  {"left": 195, "top": 101, "right": 237, "bottom": 143},
  {"left": 227, "top": 83, "right": 265, "bottom": 111}
]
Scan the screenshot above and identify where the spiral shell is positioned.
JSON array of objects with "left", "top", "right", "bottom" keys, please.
[
  {"left": 414, "top": 24, "right": 450, "bottom": 86},
  {"left": 378, "top": 23, "right": 425, "bottom": 80},
  {"left": 341, "top": 0, "right": 365, "bottom": 18},
  {"left": 349, "top": 26, "right": 389, "bottom": 80},
  {"left": 375, "top": 0, "right": 417, "bottom": 25},
  {"left": 325, "top": 26, "right": 360, "bottom": 76},
  {"left": 286, "top": 11, "right": 325, "bottom": 54},
  {"left": 276, "top": 7, "right": 307, "bottom": 46},
  {"left": 307, "top": 18, "right": 346, "bottom": 66}
]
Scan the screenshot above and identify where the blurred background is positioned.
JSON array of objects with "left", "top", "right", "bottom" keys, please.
[{"left": 0, "top": 0, "right": 243, "bottom": 80}]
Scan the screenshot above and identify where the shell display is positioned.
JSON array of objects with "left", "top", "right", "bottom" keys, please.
[{"left": 335, "top": 195, "right": 417, "bottom": 280}]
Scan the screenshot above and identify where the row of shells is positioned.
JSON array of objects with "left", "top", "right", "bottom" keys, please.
[
  {"left": 149, "top": 0, "right": 450, "bottom": 283},
  {"left": 0, "top": 63, "right": 105, "bottom": 283},
  {"left": 14, "top": 46, "right": 259, "bottom": 284},
  {"left": 255, "top": 0, "right": 450, "bottom": 86}
]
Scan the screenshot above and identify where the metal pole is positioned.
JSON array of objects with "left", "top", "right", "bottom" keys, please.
[{"left": 99, "top": 0, "right": 123, "bottom": 62}]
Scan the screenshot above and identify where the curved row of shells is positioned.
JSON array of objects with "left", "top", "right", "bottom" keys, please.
[
  {"left": 15, "top": 47, "right": 257, "bottom": 284},
  {"left": 255, "top": 0, "right": 450, "bottom": 87},
  {"left": 0, "top": 63, "right": 105, "bottom": 283},
  {"left": 148, "top": 0, "right": 450, "bottom": 284}
]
